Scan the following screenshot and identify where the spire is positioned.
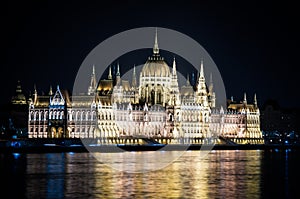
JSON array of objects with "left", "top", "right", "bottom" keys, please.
[
  {"left": 92, "top": 65, "right": 96, "bottom": 86},
  {"left": 116, "top": 62, "right": 120, "bottom": 76},
  {"left": 116, "top": 62, "right": 121, "bottom": 86},
  {"left": 196, "top": 58, "right": 208, "bottom": 105},
  {"left": 132, "top": 64, "right": 137, "bottom": 88},
  {"left": 172, "top": 57, "right": 177, "bottom": 75},
  {"left": 209, "top": 73, "right": 213, "bottom": 94},
  {"left": 34, "top": 84, "right": 37, "bottom": 94},
  {"left": 186, "top": 74, "right": 190, "bottom": 86},
  {"left": 108, "top": 65, "right": 112, "bottom": 80},
  {"left": 49, "top": 85, "right": 53, "bottom": 95},
  {"left": 200, "top": 59, "right": 204, "bottom": 78},
  {"left": 153, "top": 27, "right": 159, "bottom": 55},
  {"left": 88, "top": 65, "right": 97, "bottom": 95},
  {"left": 170, "top": 57, "right": 180, "bottom": 105},
  {"left": 33, "top": 84, "right": 37, "bottom": 104},
  {"left": 254, "top": 93, "right": 257, "bottom": 107},
  {"left": 243, "top": 92, "right": 247, "bottom": 104}
]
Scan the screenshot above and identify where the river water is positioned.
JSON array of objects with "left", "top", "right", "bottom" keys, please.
[{"left": 0, "top": 149, "right": 299, "bottom": 198}]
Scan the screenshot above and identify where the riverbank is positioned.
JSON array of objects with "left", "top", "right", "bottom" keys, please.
[{"left": 1, "top": 138, "right": 300, "bottom": 153}]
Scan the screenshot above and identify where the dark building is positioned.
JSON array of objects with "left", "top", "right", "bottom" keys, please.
[
  {"left": 0, "top": 80, "right": 29, "bottom": 138},
  {"left": 260, "top": 99, "right": 300, "bottom": 143}
]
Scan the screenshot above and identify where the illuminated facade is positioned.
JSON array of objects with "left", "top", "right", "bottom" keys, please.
[{"left": 28, "top": 31, "right": 264, "bottom": 144}]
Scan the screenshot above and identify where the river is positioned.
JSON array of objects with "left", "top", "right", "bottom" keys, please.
[{"left": 0, "top": 149, "right": 299, "bottom": 198}]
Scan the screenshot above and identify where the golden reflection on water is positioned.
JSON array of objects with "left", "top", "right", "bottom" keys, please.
[
  {"left": 91, "top": 150, "right": 261, "bottom": 199},
  {"left": 91, "top": 151, "right": 211, "bottom": 198},
  {"left": 25, "top": 150, "right": 262, "bottom": 199}
]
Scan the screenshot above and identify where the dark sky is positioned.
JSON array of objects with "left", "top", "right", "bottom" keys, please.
[{"left": 1, "top": 0, "right": 299, "bottom": 108}]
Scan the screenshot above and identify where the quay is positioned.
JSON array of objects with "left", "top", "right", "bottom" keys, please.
[{"left": 1, "top": 138, "right": 299, "bottom": 153}]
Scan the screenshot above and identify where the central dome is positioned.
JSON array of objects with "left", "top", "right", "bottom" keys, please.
[
  {"left": 140, "top": 28, "right": 171, "bottom": 78},
  {"left": 141, "top": 57, "right": 171, "bottom": 77}
]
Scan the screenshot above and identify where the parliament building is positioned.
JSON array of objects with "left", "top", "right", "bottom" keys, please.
[{"left": 28, "top": 31, "right": 264, "bottom": 144}]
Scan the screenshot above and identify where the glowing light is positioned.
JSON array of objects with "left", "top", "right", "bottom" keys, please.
[
  {"left": 44, "top": 144, "right": 56, "bottom": 146},
  {"left": 13, "top": 153, "right": 21, "bottom": 159}
]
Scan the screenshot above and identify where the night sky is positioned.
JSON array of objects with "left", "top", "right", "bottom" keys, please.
[{"left": 2, "top": 1, "right": 299, "bottom": 109}]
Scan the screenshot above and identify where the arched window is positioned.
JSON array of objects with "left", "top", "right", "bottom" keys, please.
[
  {"left": 80, "top": 111, "right": 84, "bottom": 121},
  {"left": 86, "top": 111, "right": 90, "bottom": 121},
  {"left": 44, "top": 111, "right": 48, "bottom": 121},
  {"left": 34, "top": 111, "right": 37, "bottom": 121}
]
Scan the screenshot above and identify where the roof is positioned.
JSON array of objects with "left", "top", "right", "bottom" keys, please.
[
  {"left": 141, "top": 58, "right": 171, "bottom": 77},
  {"left": 97, "top": 79, "right": 113, "bottom": 91}
]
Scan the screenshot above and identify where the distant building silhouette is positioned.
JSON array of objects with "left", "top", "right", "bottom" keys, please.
[
  {"left": 260, "top": 99, "right": 300, "bottom": 144},
  {"left": 6, "top": 80, "right": 28, "bottom": 137},
  {"left": 260, "top": 99, "right": 300, "bottom": 133}
]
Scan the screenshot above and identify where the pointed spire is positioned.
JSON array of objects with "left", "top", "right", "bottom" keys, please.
[
  {"left": 108, "top": 65, "right": 112, "bottom": 80},
  {"left": 209, "top": 73, "right": 213, "bottom": 93},
  {"left": 34, "top": 84, "right": 37, "bottom": 94},
  {"left": 172, "top": 57, "right": 177, "bottom": 75},
  {"left": 116, "top": 62, "right": 120, "bottom": 76},
  {"left": 33, "top": 84, "right": 37, "bottom": 104},
  {"left": 186, "top": 74, "right": 190, "bottom": 86},
  {"left": 92, "top": 65, "right": 96, "bottom": 86},
  {"left": 153, "top": 27, "right": 159, "bottom": 55},
  {"left": 243, "top": 92, "right": 247, "bottom": 104},
  {"left": 195, "top": 58, "right": 208, "bottom": 105},
  {"left": 132, "top": 64, "right": 137, "bottom": 88},
  {"left": 200, "top": 59, "right": 204, "bottom": 78},
  {"left": 88, "top": 65, "right": 97, "bottom": 95},
  {"left": 116, "top": 62, "right": 121, "bottom": 86},
  {"left": 170, "top": 56, "right": 180, "bottom": 100},
  {"left": 254, "top": 93, "right": 257, "bottom": 106},
  {"left": 49, "top": 85, "right": 53, "bottom": 95}
]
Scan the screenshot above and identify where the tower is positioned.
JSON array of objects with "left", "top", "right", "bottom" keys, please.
[
  {"left": 108, "top": 65, "right": 112, "bottom": 80},
  {"left": 208, "top": 73, "right": 216, "bottom": 108},
  {"left": 88, "top": 65, "right": 97, "bottom": 95},
  {"left": 132, "top": 65, "right": 137, "bottom": 88},
  {"left": 116, "top": 63, "right": 121, "bottom": 86},
  {"left": 170, "top": 57, "right": 180, "bottom": 106},
  {"left": 139, "top": 27, "right": 172, "bottom": 106},
  {"left": 195, "top": 59, "right": 208, "bottom": 106},
  {"left": 153, "top": 27, "right": 159, "bottom": 55},
  {"left": 48, "top": 85, "right": 68, "bottom": 138},
  {"left": 112, "top": 62, "right": 123, "bottom": 103}
]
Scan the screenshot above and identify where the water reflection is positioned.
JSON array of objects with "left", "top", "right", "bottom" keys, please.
[
  {"left": 207, "top": 150, "right": 262, "bottom": 198},
  {"left": 1, "top": 150, "right": 298, "bottom": 198},
  {"left": 260, "top": 149, "right": 300, "bottom": 199}
]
